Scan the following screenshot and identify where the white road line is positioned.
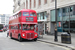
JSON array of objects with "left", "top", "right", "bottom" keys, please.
[
  {"left": 16, "top": 42, "right": 20, "bottom": 43},
  {"left": 21, "top": 43, "right": 25, "bottom": 45}
]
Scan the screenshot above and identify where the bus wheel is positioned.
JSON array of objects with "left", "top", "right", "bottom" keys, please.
[
  {"left": 18, "top": 35, "right": 22, "bottom": 42},
  {"left": 10, "top": 33, "right": 13, "bottom": 39},
  {"left": 34, "top": 38, "right": 37, "bottom": 41}
]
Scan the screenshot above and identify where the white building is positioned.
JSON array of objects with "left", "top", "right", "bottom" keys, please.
[
  {"left": 13, "top": 0, "right": 75, "bottom": 34},
  {"left": 0, "top": 14, "right": 9, "bottom": 25}
]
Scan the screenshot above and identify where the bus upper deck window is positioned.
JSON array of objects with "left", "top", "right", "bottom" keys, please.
[
  {"left": 30, "top": 12, "right": 36, "bottom": 16},
  {"left": 23, "top": 12, "right": 29, "bottom": 16},
  {"left": 19, "top": 12, "right": 21, "bottom": 17}
]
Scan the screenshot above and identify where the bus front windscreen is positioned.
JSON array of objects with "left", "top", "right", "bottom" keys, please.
[
  {"left": 30, "top": 12, "right": 36, "bottom": 16},
  {"left": 22, "top": 24, "right": 35, "bottom": 30}
]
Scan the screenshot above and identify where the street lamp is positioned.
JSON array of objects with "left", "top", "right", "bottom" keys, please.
[{"left": 54, "top": 0, "right": 58, "bottom": 42}]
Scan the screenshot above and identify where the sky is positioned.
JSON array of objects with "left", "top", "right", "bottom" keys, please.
[{"left": 0, "top": 0, "right": 14, "bottom": 14}]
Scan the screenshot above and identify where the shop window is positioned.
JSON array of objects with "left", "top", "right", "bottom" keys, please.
[
  {"left": 44, "top": 11, "right": 47, "bottom": 20},
  {"left": 38, "top": 13, "right": 41, "bottom": 20},
  {"left": 62, "top": 8, "right": 66, "bottom": 13},
  {"left": 51, "top": 10, "right": 55, "bottom": 21},
  {"left": 41, "top": 12, "right": 44, "bottom": 20},
  {"left": 57, "top": 9, "right": 62, "bottom": 21},
  {"left": 70, "top": 6, "right": 73, "bottom": 12}
]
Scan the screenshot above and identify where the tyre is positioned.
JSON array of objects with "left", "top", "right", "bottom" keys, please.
[
  {"left": 18, "top": 35, "right": 22, "bottom": 42},
  {"left": 34, "top": 38, "right": 37, "bottom": 41},
  {"left": 10, "top": 33, "right": 13, "bottom": 39}
]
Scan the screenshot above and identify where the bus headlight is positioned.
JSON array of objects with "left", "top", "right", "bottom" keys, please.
[
  {"left": 22, "top": 34, "right": 25, "bottom": 36},
  {"left": 35, "top": 34, "right": 37, "bottom": 36}
]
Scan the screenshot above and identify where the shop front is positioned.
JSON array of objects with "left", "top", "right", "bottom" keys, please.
[
  {"left": 37, "top": 11, "right": 49, "bottom": 36},
  {"left": 50, "top": 5, "right": 75, "bottom": 34}
]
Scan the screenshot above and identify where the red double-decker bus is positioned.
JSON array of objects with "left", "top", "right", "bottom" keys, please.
[{"left": 9, "top": 9, "right": 38, "bottom": 42}]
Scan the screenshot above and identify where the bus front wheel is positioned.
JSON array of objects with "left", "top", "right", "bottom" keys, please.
[
  {"left": 34, "top": 38, "right": 37, "bottom": 41},
  {"left": 10, "top": 33, "right": 13, "bottom": 39},
  {"left": 18, "top": 35, "right": 22, "bottom": 42}
]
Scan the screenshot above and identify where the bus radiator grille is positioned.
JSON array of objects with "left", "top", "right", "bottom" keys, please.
[{"left": 26, "top": 33, "right": 34, "bottom": 40}]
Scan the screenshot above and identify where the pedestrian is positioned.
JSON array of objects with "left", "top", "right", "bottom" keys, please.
[
  {"left": 7, "top": 29, "right": 9, "bottom": 37},
  {"left": 46, "top": 26, "right": 48, "bottom": 35}
]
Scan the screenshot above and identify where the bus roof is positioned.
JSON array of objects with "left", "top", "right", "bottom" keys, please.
[
  {"left": 20, "top": 9, "right": 36, "bottom": 12},
  {"left": 13, "top": 9, "right": 36, "bottom": 16}
]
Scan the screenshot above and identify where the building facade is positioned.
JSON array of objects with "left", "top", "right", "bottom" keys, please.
[
  {"left": 13, "top": 0, "right": 75, "bottom": 34},
  {"left": 0, "top": 14, "right": 9, "bottom": 26}
]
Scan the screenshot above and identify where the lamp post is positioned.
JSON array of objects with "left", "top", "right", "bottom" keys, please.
[{"left": 54, "top": 0, "right": 58, "bottom": 42}]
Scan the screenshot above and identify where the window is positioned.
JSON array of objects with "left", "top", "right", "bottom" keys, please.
[
  {"left": 22, "top": 24, "right": 35, "bottom": 30},
  {"left": 41, "top": 12, "right": 44, "bottom": 19},
  {"left": 17, "top": 14, "right": 18, "bottom": 17},
  {"left": 19, "top": 24, "right": 21, "bottom": 30},
  {"left": 39, "top": 0, "right": 41, "bottom": 6},
  {"left": 30, "top": 12, "right": 36, "bottom": 16},
  {"left": 19, "top": 12, "right": 21, "bottom": 17},
  {"left": 44, "top": 0, "right": 47, "bottom": 4},
  {"left": 1, "top": 22, "right": 5, "bottom": 23},
  {"left": 51, "top": 0, "right": 54, "bottom": 2},
  {"left": 22, "top": 24, "right": 28, "bottom": 30},
  {"left": 26, "top": 0, "right": 28, "bottom": 9},
  {"left": 23, "top": 12, "right": 29, "bottom": 16},
  {"left": 15, "top": 15, "right": 16, "bottom": 18},
  {"left": 62, "top": 8, "right": 66, "bottom": 13},
  {"left": 44, "top": 11, "right": 47, "bottom": 20},
  {"left": 34, "top": 0, "right": 36, "bottom": 7},
  {"left": 11, "top": 26, "right": 15, "bottom": 29},
  {"left": 51, "top": 10, "right": 55, "bottom": 21},
  {"left": 37, "top": 13, "right": 39, "bottom": 20},
  {"left": 70, "top": 6, "right": 73, "bottom": 12},
  {"left": 30, "top": 0, "right": 31, "bottom": 9}
]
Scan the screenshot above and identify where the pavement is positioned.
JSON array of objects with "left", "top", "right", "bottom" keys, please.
[{"left": 37, "top": 33, "right": 75, "bottom": 50}]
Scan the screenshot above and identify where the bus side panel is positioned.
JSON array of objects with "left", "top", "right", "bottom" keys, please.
[{"left": 15, "top": 25, "right": 19, "bottom": 39}]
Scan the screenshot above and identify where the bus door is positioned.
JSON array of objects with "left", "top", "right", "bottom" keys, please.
[
  {"left": 18, "top": 24, "right": 22, "bottom": 37},
  {"left": 11, "top": 26, "right": 15, "bottom": 37}
]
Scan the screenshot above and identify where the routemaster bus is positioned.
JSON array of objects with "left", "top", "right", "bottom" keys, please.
[{"left": 9, "top": 9, "right": 38, "bottom": 42}]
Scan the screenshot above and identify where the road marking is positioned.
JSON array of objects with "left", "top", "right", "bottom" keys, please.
[
  {"left": 16, "top": 42, "right": 20, "bottom": 43},
  {"left": 16, "top": 41, "right": 32, "bottom": 45},
  {"left": 38, "top": 41, "right": 70, "bottom": 50},
  {"left": 25, "top": 43, "right": 32, "bottom": 45},
  {"left": 21, "top": 43, "right": 24, "bottom": 45}
]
